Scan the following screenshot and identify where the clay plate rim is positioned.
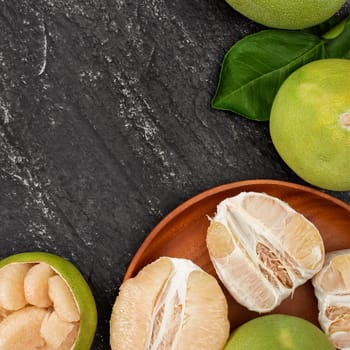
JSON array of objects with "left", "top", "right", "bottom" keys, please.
[
  {"left": 125, "top": 179, "right": 350, "bottom": 279},
  {"left": 123, "top": 179, "right": 350, "bottom": 329}
]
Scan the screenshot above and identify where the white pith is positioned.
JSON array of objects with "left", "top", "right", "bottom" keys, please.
[
  {"left": 209, "top": 192, "right": 324, "bottom": 312},
  {"left": 313, "top": 250, "right": 350, "bottom": 350},
  {"left": 145, "top": 258, "right": 200, "bottom": 350}
]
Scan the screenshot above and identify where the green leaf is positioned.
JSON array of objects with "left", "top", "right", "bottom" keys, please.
[
  {"left": 324, "top": 17, "right": 350, "bottom": 58},
  {"left": 211, "top": 30, "right": 326, "bottom": 121}
]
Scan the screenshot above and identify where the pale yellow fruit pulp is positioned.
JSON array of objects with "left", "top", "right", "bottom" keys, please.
[
  {"left": 313, "top": 250, "right": 350, "bottom": 350},
  {"left": 0, "top": 306, "right": 47, "bottom": 350},
  {"left": 207, "top": 191, "right": 325, "bottom": 312},
  {"left": 24, "top": 263, "right": 55, "bottom": 308},
  {"left": 0, "top": 262, "right": 81, "bottom": 350},
  {"left": 0, "top": 263, "right": 31, "bottom": 311},
  {"left": 110, "top": 256, "right": 230, "bottom": 350}
]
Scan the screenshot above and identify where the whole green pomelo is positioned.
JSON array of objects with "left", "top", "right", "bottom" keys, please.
[
  {"left": 224, "top": 314, "right": 335, "bottom": 350},
  {"left": 270, "top": 59, "right": 350, "bottom": 191},
  {"left": 226, "top": 0, "right": 346, "bottom": 29}
]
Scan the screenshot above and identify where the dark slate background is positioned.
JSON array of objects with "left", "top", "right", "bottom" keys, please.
[{"left": 1, "top": 0, "right": 349, "bottom": 348}]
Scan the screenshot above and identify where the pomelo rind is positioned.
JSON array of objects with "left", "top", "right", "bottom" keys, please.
[
  {"left": 270, "top": 59, "right": 350, "bottom": 191},
  {"left": 0, "top": 252, "right": 97, "bottom": 350},
  {"left": 225, "top": 0, "right": 346, "bottom": 29},
  {"left": 224, "top": 314, "right": 335, "bottom": 350}
]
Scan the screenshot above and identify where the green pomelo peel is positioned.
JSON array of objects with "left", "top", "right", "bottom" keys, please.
[
  {"left": 224, "top": 314, "right": 335, "bottom": 350},
  {"left": 0, "top": 252, "right": 97, "bottom": 349},
  {"left": 225, "top": 0, "right": 346, "bottom": 29}
]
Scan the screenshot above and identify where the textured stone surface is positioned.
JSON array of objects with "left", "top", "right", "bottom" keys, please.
[{"left": 0, "top": 0, "right": 349, "bottom": 348}]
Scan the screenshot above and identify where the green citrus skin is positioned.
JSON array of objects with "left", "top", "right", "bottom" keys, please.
[
  {"left": 270, "top": 59, "right": 350, "bottom": 191},
  {"left": 226, "top": 0, "right": 346, "bottom": 29},
  {"left": 224, "top": 314, "right": 335, "bottom": 350},
  {"left": 0, "top": 252, "right": 97, "bottom": 349}
]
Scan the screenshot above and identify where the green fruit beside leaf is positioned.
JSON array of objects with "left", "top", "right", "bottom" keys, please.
[
  {"left": 212, "top": 16, "right": 350, "bottom": 121},
  {"left": 270, "top": 58, "right": 350, "bottom": 191},
  {"left": 226, "top": 0, "right": 346, "bottom": 29}
]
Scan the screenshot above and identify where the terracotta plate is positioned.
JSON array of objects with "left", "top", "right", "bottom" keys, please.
[{"left": 124, "top": 179, "right": 350, "bottom": 330}]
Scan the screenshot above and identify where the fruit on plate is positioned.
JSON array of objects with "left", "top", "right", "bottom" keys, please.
[
  {"left": 0, "top": 252, "right": 97, "bottom": 350},
  {"left": 110, "top": 256, "right": 230, "bottom": 350},
  {"left": 224, "top": 314, "right": 335, "bottom": 350},
  {"left": 206, "top": 191, "right": 325, "bottom": 312},
  {"left": 225, "top": 0, "right": 346, "bottom": 29},
  {"left": 313, "top": 250, "right": 350, "bottom": 350},
  {"left": 270, "top": 59, "right": 350, "bottom": 191}
]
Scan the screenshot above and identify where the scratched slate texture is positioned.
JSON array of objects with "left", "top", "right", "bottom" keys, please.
[{"left": 0, "top": 0, "right": 349, "bottom": 348}]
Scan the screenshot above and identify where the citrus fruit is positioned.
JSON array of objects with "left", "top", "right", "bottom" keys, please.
[
  {"left": 206, "top": 191, "right": 325, "bottom": 312},
  {"left": 0, "top": 252, "right": 97, "bottom": 350},
  {"left": 226, "top": 0, "right": 346, "bottom": 29},
  {"left": 110, "top": 256, "right": 230, "bottom": 350},
  {"left": 224, "top": 314, "right": 335, "bottom": 350},
  {"left": 313, "top": 249, "right": 350, "bottom": 350},
  {"left": 270, "top": 58, "right": 350, "bottom": 191}
]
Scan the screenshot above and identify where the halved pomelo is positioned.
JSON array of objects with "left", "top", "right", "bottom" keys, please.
[
  {"left": 206, "top": 191, "right": 325, "bottom": 312},
  {"left": 110, "top": 256, "right": 230, "bottom": 350}
]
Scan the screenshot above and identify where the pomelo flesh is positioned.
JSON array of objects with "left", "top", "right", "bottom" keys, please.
[
  {"left": 206, "top": 191, "right": 324, "bottom": 313},
  {"left": 0, "top": 252, "right": 97, "bottom": 350},
  {"left": 110, "top": 257, "right": 230, "bottom": 350}
]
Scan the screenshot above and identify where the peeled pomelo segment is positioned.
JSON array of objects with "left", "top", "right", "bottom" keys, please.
[
  {"left": 176, "top": 270, "right": 230, "bottom": 350},
  {"left": 206, "top": 221, "right": 235, "bottom": 258},
  {"left": 233, "top": 192, "right": 324, "bottom": 273},
  {"left": 313, "top": 250, "right": 350, "bottom": 350},
  {"left": 277, "top": 213, "right": 324, "bottom": 272},
  {"left": 211, "top": 240, "right": 280, "bottom": 312},
  {"left": 24, "top": 263, "right": 55, "bottom": 308},
  {"left": 319, "top": 267, "right": 346, "bottom": 293},
  {"left": 37, "top": 324, "right": 79, "bottom": 350},
  {"left": 329, "top": 315, "right": 350, "bottom": 350},
  {"left": 48, "top": 275, "right": 80, "bottom": 323},
  {"left": 261, "top": 221, "right": 319, "bottom": 279},
  {"left": 316, "top": 253, "right": 350, "bottom": 293},
  {"left": 331, "top": 332, "right": 350, "bottom": 350},
  {"left": 61, "top": 323, "right": 80, "bottom": 350},
  {"left": 329, "top": 314, "right": 350, "bottom": 334},
  {"left": 0, "top": 263, "right": 31, "bottom": 311},
  {"left": 110, "top": 257, "right": 229, "bottom": 350},
  {"left": 207, "top": 213, "right": 288, "bottom": 312},
  {"left": 110, "top": 257, "right": 174, "bottom": 349},
  {"left": 0, "top": 306, "right": 47, "bottom": 350},
  {"left": 240, "top": 192, "right": 290, "bottom": 229},
  {"left": 207, "top": 191, "right": 325, "bottom": 313},
  {"left": 40, "top": 311, "right": 76, "bottom": 348}
]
